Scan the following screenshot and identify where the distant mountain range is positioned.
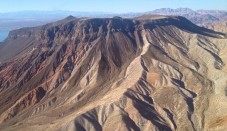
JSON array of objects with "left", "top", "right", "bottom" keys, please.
[
  {"left": 144, "top": 8, "right": 227, "bottom": 24},
  {"left": 0, "top": 8, "right": 227, "bottom": 31}
]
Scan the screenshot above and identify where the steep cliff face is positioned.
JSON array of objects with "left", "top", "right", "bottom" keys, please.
[{"left": 0, "top": 15, "right": 227, "bottom": 131}]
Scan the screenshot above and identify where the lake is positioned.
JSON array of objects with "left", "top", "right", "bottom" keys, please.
[{"left": 0, "top": 31, "right": 9, "bottom": 42}]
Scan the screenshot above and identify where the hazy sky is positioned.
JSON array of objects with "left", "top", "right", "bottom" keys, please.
[{"left": 0, "top": 0, "right": 226, "bottom": 13}]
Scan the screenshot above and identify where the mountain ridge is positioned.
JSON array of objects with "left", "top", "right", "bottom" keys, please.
[
  {"left": 0, "top": 8, "right": 227, "bottom": 34},
  {"left": 0, "top": 16, "right": 227, "bottom": 130}
]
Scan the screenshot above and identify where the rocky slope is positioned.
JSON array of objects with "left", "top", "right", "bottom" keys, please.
[
  {"left": 0, "top": 15, "right": 227, "bottom": 131},
  {"left": 202, "top": 21, "right": 227, "bottom": 34}
]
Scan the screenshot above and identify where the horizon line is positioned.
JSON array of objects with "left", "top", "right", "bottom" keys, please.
[{"left": 0, "top": 8, "right": 227, "bottom": 14}]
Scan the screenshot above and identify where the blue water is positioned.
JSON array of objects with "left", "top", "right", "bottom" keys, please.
[{"left": 0, "top": 31, "right": 9, "bottom": 42}]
